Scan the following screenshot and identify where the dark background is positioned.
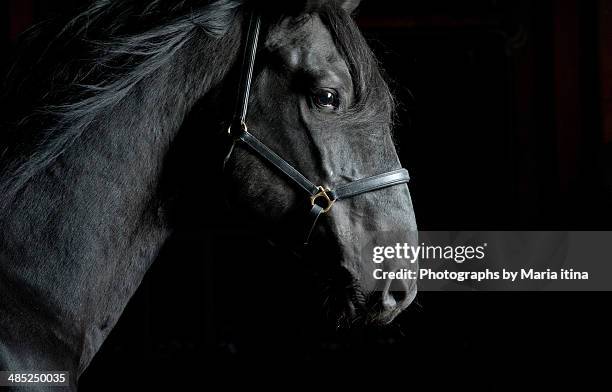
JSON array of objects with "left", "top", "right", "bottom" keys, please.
[{"left": 2, "top": 0, "right": 611, "bottom": 389}]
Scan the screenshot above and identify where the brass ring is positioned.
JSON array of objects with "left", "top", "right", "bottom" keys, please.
[
  {"left": 310, "top": 186, "right": 335, "bottom": 214},
  {"left": 228, "top": 121, "right": 248, "bottom": 136}
]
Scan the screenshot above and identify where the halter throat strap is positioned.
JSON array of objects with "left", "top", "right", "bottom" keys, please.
[{"left": 228, "top": 12, "right": 411, "bottom": 246}]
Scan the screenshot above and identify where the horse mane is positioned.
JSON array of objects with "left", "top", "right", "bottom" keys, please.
[{"left": 0, "top": 0, "right": 244, "bottom": 208}]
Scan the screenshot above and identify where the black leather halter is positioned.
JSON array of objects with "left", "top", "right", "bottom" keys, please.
[{"left": 226, "top": 12, "right": 411, "bottom": 246}]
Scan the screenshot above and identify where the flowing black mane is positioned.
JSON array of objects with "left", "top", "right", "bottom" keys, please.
[{"left": 0, "top": 0, "right": 244, "bottom": 209}]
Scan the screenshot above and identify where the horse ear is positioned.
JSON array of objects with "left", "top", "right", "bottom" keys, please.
[
  {"left": 303, "top": 0, "right": 326, "bottom": 11},
  {"left": 336, "top": 0, "right": 361, "bottom": 14},
  {"left": 303, "top": 0, "right": 362, "bottom": 14}
]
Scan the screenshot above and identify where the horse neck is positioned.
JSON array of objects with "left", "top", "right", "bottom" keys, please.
[{"left": 0, "top": 27, "right": 241, "bottom": 376}]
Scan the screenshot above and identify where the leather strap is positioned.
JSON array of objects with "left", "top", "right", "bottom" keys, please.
[
  {"left": 305, "top": 204, "right": 325, "bottom": 246},
  {"left": 231, "top": 12, "right": 261, "bottom": 132},
  {"left": 237, "top": 129, "right": 410, "bottom": 202},
  {"left": 237, "top": 129, "right": 320, "bottom": 196},
  {"left": 329, "top": 169, "right": 410, "bottom": 200}
]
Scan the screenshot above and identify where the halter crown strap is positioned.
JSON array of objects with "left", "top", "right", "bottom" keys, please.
[
  {"left": 228, "top": 11, "right": 411, "bottom": 246},
  {"left": 231, "top": 12, "right": 261, "bottom": 133}
]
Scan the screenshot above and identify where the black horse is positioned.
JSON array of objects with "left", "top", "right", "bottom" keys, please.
[{"left": 0, "top": 0, "right": 417, "bottom": 387}]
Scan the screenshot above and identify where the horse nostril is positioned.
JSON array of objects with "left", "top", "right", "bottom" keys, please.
[
  {"left": 382, "top": 278, "right": 414, "bottom": 311},
  {"left": 389, "top": 290, "right": 408, "bottom": 307}
]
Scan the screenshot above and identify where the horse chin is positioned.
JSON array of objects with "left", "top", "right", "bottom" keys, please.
[
  {"left": 355, "top": 299, "right": 409, "bottom": 328},
  {"left": 325, "top": 286, "right": 411, "bottom": 330},
  {"left": 328, "top": 301, "right": 399, "bottom": 330}
]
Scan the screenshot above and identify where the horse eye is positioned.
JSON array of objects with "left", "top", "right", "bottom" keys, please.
[{"left": 312, "top": 89, "right": 339, "bottom": 109}]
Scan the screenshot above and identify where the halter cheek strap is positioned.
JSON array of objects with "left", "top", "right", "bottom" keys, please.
[{"left": 227, "top": 12, "right": 411, "bottom": 246}]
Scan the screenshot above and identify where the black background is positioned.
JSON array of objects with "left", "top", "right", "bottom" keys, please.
[{"left": 2, "top": 0, "right": 611, "bottom": 389}]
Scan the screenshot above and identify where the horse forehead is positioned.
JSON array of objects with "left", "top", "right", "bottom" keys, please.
[{"left": 266, "top": 15, "right": 344, "bottom": 73}]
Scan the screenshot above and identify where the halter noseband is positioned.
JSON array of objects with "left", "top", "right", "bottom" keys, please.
[{"left": 226, "top": 12, "right": 411, "bottom": 246}]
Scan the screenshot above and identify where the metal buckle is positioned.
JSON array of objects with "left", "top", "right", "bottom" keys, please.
[
  {"left": 228, "top": 121, "right": 248, "bottom": 138},
  {"left": 310, "top": 186, "right": 335, "bottom": 214}
]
